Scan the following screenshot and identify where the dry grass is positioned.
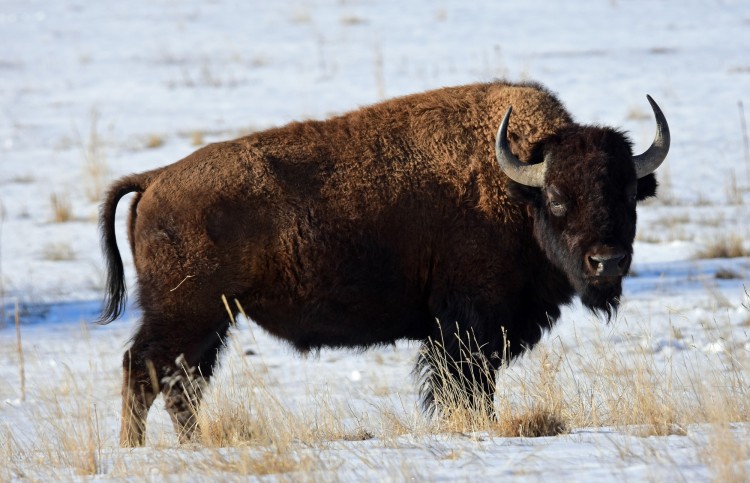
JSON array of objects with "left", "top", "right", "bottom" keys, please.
[
  {"left": 49, "top": 192, "right": 73, "bottom": 223},
  {"left": 39, "top": 398, "right": 105, "bottom": 476},
  {"left": 204, "top": 448, "right": 321, "bottom": 479},
  {"left": 703, "top": 423, "right": 750, "bottom": 483},
  {"left": 694, "top": 234, "right": 750, "bottom": 259},
  {"left": 715, "top": 268, "right": 742, "bottom": 280},
  {"left": 195, "top": 326, "right": 363, "bottom": 453},
  {"left": 499, "top": 409, "right": 567, "bottom": 437},
  {"left": 494, "top": 349, "right": 568, "bottom": 438},
  {"left": 3, "top": 295, "right": 750, "bottom": 479},
  {"left": 144, "top": 134, "right": 165, "bottom": 149},
  {"left": 701, "top": 359, "right": 750, "bottom": 483},
  {"left": 41, "top": 242, "right": 75, "bottom": 261},
  {"left": 190, "top": 130, "right": 205, "bottom": 146},
  {"left": 9, "top": 174, "right": 35, "bottom": 184},
  {"left": 0, "top": 200, "right": 5, "bottom": 329},
  {"left": 626, "top": 105, "right": 651, "bottom": 121},
  {"left": 726, "top": 170, "right": 745, "bottom": 205},
  {"left": 340, "top": 15, "right": 367, "bottom": 26},
  {"left": 417, "top": 326, "right": 568, "bottom": 438},
  {"left": 80, "top": 109, "right": 110, "bottom": 202},
  {"left": 289, "top": 8, "right": 312, "bottom": 24}
]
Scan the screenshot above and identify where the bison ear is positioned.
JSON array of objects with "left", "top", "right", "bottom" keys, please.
[{"left": 636, "top": 173, "right": 658, "bottom": 201}]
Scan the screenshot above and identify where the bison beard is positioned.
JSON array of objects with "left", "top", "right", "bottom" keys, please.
[
  {"left": 580, "top": 279, "right": 622, "bottom": 319},
  {"left": 98, "top": 81, "right": 668, "bottom": 446},
  {"left": 533, "top": 215, "right": 624, "bottom": 320}
]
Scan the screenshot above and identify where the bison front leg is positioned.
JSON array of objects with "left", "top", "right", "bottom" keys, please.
[{"left": 416, "top": 325, "right": 500, "bottom": 420}]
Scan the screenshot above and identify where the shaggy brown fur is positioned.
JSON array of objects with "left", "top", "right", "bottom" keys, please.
[{"left": 98, "top": 80, "right": 660, "bottom": 446}]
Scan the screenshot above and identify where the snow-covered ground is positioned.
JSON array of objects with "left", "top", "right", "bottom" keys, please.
[{"left": 2, "top": 0, "right": 750, "bottom": 480}]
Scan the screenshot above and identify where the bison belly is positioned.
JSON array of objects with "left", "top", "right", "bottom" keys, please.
[{"left": 240, "top": 227, "right": 434, "bottom": 351}]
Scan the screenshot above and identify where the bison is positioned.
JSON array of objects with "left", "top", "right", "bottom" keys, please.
[{"left": 98, "top": 81, "right": 669, "bottom": 446}]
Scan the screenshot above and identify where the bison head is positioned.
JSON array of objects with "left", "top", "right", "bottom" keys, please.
[{"left": 496, "top": 96, "right": 670, "bottom": 316}]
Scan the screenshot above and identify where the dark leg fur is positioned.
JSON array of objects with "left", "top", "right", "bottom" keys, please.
[
  {"left": 416, "top": 302, "right": 505, "bottom": 418},
  {"left": 120, "top": 347, "right": 158, "bottom": 447},
  {"left": 119, "top": 319, "right": 230, "bottom": 446},
  {"left": 162, "top": 322, "right": 230, "bottom": 443}
]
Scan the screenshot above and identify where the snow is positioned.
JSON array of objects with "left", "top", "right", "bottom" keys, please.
[{"left": 2, "top": 0, "right": 750, "bottom": 480}]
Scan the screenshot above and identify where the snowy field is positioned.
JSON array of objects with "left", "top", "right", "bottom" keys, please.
[{"left": 2, "top": 0, "right": 750, "bottom": 480}]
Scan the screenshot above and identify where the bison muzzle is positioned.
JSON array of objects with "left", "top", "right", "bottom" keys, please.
[{"left": 97, "top": 81, "right": 669, "bottom": 446}]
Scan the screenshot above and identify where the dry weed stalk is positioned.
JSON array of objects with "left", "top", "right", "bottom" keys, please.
[
  {"left": 727, "top": 170, "right": 744, "bottom": 205},
  {"left": 15, "top": 301, "right": 25, "bottom": 401},
  {"left": 79, "top": 109, "right": 110, "bottom": 202},
  {"left": 739, "top": 100, "right": 750, "bottom": 184},
  {"left": 0, "top": 199, "right": 4, "bottom": 327}
]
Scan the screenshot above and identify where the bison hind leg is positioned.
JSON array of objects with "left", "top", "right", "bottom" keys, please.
[
  {"left": 120, "top": 318, "right": 230, "bottom": 446},
  {"left": 162, "top": 355, "right": 206, "bottom": 443},
  {"left": 120, "top": 348, "right": 159, "bottom": 447},
  {"left": 161, "top": 321, "right": 231, "bottom": 443}
]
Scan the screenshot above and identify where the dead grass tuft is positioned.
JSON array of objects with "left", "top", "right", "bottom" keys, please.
[
  {"left": 190, "top": 130, "right": 205, "bottom": 146},
  {"left": 50, "top": 193, "right": 73, "bottom": 223},
  {"left": 497, "top": 408, "right": 567, "bottom": 437},
  {"left": 715, "top": 268, "right": 742, "bottom": 280},
  {"left": 694, "top": 235, "right": 749, "bottom": 259},
  {"left": 340, "top": 15, "right": 367, "bottom": 26},
  {"left": 290, "top": 8, "right": 312, "bottom": 24},
  {"left": 145, "top": 134, "right": 165, "bottom": 149},
  {"left": 197, "top": 396, "right": 257, "bottom": 447},
  {"left": 42, "top": 242, "right": 75, "bottom": 261},
  {"left": 626, "top": 106, "right": 651, "bottom": 121},
  {"left": 207, "top": 447, "right": 319, "bottom": 478}
]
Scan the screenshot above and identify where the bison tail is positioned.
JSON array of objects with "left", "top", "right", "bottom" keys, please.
[{"left": 96, "top": 171, "right": 156, "bottom": 324}]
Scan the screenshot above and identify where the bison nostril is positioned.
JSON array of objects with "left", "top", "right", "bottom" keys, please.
[
  {"left": 587, "top": 252, "right": 627, "bottom": 277},
  {"left": 588, "top": 256, "right": 602, "bottom": 272}
]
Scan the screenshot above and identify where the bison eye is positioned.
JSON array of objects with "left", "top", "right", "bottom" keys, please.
[{"left": 549, "top": 200, "right": 567, "bottom": 217}]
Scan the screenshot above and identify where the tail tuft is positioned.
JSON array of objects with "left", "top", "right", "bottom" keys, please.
[{"left": 96, "top": 175, "right": 145, "bottom": 324}]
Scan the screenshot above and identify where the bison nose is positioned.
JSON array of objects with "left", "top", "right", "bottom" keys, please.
[{"left": 585, "top": 249, "right": 630, "bottom": 278}]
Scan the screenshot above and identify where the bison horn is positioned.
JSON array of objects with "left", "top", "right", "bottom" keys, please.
[
  {"left": 632, "top": 95, "right": 670, "bottom": 178},
  {"left": 495, "top": 107, "right": 547, "bottom": 188}
]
